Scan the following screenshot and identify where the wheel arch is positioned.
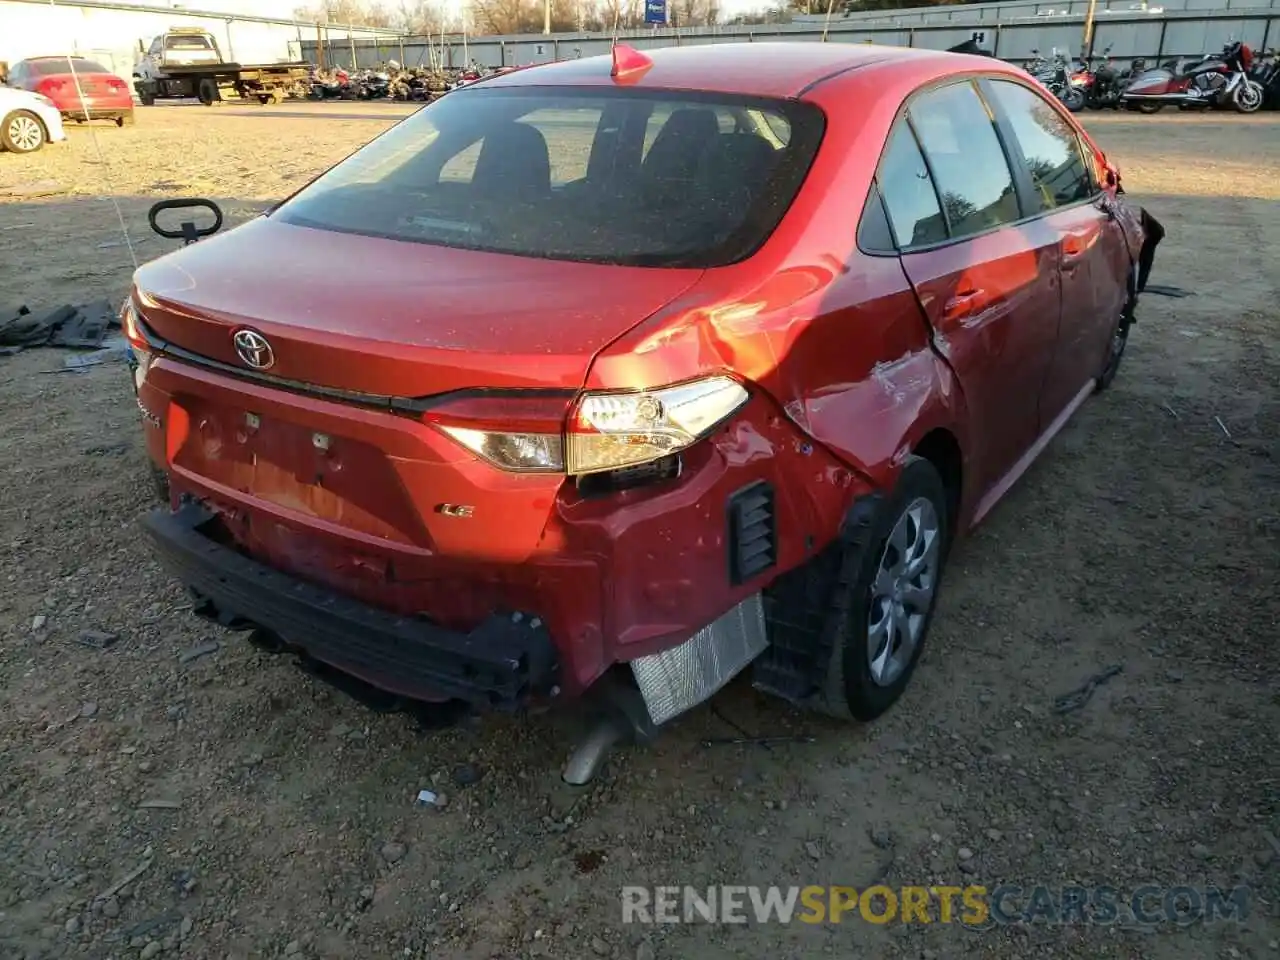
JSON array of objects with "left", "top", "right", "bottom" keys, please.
[
  {"left": 911, "top": 427, "right": 964, "bottom": 533},
  {"left": 2, "top": 108, "right": 49, "bottom": 147}
]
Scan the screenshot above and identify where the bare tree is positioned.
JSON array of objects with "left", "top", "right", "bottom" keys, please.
[{"left": 293, "top": 0, "right": 395, "bottom": 26}]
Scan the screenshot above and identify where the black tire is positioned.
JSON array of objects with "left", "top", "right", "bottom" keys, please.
[
  {"left": 198, "top": 78, "right": 220, "bottom": 106},
  {"left": 1096, "top": 286, "right": 1135, "bottom": 393},
  {"left": 150, "top": 465, "right": 170, "bottom": 504},
  {"left": 1134, "top": 101, "right": 1164, "bottom": 114},
  {"left": 140, "top": 92, "right": 156, "bottom": 106},
  {"left": 116, "top": 111, "right": 135, "bottom": 127},
  {"left": 2, "top": 110, "right": 47, "bottom": 153},
  {"left": 1061, "top": 86, "right": 1086, "bottom": 112},
  {"left": 817, "top": 456, "right": 951, "bottom": 721}
]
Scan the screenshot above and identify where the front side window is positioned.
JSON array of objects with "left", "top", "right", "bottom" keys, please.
[
  {"left": 273, "top": 88, "right": 825, "bottom": 268},
  {"left": 984, "top": 79, "right": 1093, "bottom": 211},
  {"left": 907, "top": 81, "right": 1021, "bottom": 239},
  {"left": 876, "top": 121, "right": 947, "bottom": 249}
]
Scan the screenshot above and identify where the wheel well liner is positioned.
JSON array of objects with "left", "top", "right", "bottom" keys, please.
[{"left": 912, "top": 428, "right": 962, "bottom": 528}]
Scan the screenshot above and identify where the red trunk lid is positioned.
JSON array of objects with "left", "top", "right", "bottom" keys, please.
[{"left": 133, "top": 217, "right": 703, "bottom": 396}]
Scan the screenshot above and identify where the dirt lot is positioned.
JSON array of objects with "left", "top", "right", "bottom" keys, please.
[{"left": 0, "top": 101, "right": 1277, "bottom": 960}]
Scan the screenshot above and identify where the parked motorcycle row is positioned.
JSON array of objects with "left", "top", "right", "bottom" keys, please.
[
  {"left": 305, "top": 61, "right": 498, "bottom": 103},
  {"left": 1022, "top": 41, "right": 1278, "bottom": 115}
]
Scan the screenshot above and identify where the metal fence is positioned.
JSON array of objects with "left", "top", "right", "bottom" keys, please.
[{"left": 299, "top": 0, "right": 1279, "bottom": 71}]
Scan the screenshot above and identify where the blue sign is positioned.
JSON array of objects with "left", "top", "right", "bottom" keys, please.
[{"left": 644, "top": 0, "right": 667, "bottom": 24}]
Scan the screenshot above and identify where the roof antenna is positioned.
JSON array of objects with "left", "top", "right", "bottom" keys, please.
[{"left": 610, "top": 43, "right": 653, "bottom": 81}]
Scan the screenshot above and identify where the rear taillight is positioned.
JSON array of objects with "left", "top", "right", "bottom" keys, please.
[
  {"left": 424, "top": 395, "right": 568, "bottom": 473},
  {"left": 121, "top": 297, "right": 145, "bottom": 348},
  {"left": 122, "top": 296, "right": 154, "bottom": 390},
  {"left": 37, "top": 78, "right": 65, "bottom": 96},
  {"left": 425, "top": 376, "right": 750, "bottom": 477},
  {"left": 565, "top": 377, "right": 748, "bottom": 476},
  {"left": 107, "top": 77, "right": 128, "bottom": 91}
]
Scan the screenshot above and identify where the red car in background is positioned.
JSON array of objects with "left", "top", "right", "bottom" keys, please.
[
  {"left": 125, "top": 42, "right": 1162, "bottom": 782},
  {"left": 7, "top": 56, "right": 134, "bottom": 126}
]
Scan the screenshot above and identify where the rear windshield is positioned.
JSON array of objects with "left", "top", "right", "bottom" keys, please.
[
  {"left": 30, "top": 58, "right": 110, "bottom": 74},
  {"left": 272, "top": 87, "right": 825, "bottom": 268},
  {"left": 165, "top": 35, "right": 214, "bottom": 50}
]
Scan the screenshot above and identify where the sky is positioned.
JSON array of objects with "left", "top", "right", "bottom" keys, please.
[{"left": 126, "top": 0, "right": 765, "bottom": 24}]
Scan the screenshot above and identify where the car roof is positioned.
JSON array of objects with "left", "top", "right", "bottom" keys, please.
[{"left": 473, "top": 42, "right": 985, "bottom": 99}]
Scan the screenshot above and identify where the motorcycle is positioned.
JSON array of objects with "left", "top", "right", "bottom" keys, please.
[
  {"left": 1249, "top": 47, "right": 1279, "bottom": 109},
  {"left": 357, "top": 70, "right": 391, "bottom": 100},
  {"left": 1121, "top": 40, "right": 1264, "bottom": 113},
  {"left": 308, "top": 68, "right": 352, "bottom": 100},
  {"left": 1024, "top": 48, "right": 1086, "bottom": 111},
  {"left": 1078, "top": 45, "right": 1123, "bottom": 109}
]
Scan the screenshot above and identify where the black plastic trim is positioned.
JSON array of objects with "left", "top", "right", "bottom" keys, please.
[
  {"left": 133, "top": 312, "right": 577, "bottom": 414},
  {"left": 727, "top": 480, "right": 776, "bottom": 586},
  {"left": 143, "top": 502, "right": 558, "bottom": 709}
]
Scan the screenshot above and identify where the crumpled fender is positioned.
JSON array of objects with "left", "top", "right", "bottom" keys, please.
[
  {"left": 1110, "top": 191, "right": 1165, "bottom": 295},
  {"left": 1136, "top": 206, "right": 1165, "bottom": 293}
]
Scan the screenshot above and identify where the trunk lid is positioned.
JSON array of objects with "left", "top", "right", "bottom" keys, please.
[{"left": 134, "top": 217, "right": 703, "bottom": 397}]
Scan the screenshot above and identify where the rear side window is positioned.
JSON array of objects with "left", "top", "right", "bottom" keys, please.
[
  {"left": 876, "top": 122, "right": 947, "bottom": 249},
  {"left": 984, "top": 80, "right": 1093, "bottom": 211},
  {"left": 28, "top": 58, "right": 110, "bottom": 75},
  {"left": 274, "top": 88, "right": 825, "bottom": 268},
  {"left": 907, "top": 81, "right": 1021, "bottom": 239}
]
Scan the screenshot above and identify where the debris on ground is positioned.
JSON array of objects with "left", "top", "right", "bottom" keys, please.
[
  {"left": 1053, "top": 664, "right": 1124, "bottom": 715},
  {"left": 77, "top": 629, "right": 120, "bottom": 650},
  {"left": 177, "top": 640, "right": 220, "bottom": 665},
  {"left": 1, "top": 300, "right": 122, "bottom": 355}
]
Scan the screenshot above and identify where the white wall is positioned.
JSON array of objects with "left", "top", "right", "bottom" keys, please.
[{"left": 0, "top": 0, "right": 391, "bottom": 84}]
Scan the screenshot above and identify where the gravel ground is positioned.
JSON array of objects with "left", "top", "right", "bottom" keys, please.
[{"left": 0, "top": 101, "right": 1278, "bottom": 960}]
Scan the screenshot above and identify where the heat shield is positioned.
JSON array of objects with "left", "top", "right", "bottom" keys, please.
[{"left": 629, "top": 592, "right": 768, "bottom": 726}]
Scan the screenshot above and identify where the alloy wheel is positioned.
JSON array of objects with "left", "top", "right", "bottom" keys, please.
[
  {"left": 1235, "top": 82, "right": 1263, "bottom": 113},
  {"left": 867, "top": 497, "right": 941, "bottom": 687},
  {"left": 7, "top": 115, "right": 43, "bottom": 152}
]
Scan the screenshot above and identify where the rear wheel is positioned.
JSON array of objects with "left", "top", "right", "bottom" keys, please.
[
  {"left": 1133, "top": 101, "right": 1164, "bottom": 114},
  {"left": 116, "top": 111, "right": 135, "bottom": 127},
  {"left": 198, "top": 78, "right": 221, "bottom": 106},
  {"left": 1, "top": 110, "right": 45, "bottom": 153},
  {"left": 1095, "top": 312, "right": 1131, "bottom": 392},
  {"left": 151, "top": 465, "right": 171, "bottom": 504},
  {"left": 817, "top": 457, "right": 950, "bottom": 721}
]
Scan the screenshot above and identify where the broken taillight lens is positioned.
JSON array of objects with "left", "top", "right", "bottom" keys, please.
[
  {"left": 566, "top": 377, "right": 749, "bottom": 476},
  {"left": 426, "top": 377, "right": 749, "bottom": 477}
]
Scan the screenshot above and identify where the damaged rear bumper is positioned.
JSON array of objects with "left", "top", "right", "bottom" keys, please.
[{"left": 143, "top": 501, "right": 559, "bottom": 710}]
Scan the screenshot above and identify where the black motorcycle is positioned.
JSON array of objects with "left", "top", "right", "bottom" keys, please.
[
  {"left": 1249, "top": 47, "right": 1279, "bottom": 109},
  {"left": 1082, "top": 45, "right": 1125, "bottom": 108}
]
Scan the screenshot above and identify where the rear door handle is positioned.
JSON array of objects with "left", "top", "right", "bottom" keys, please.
[
  {"left": 942, "top": 288, "right": 987, "bottom": 319},
  {"left": 1061, "top": 232, "right": 1091, "bottom": 264}
]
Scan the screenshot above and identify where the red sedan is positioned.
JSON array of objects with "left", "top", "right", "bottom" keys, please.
[
  {"left": 8, "top": 56, "right": 134, "bottom": 126},
  {"left": 124, "top": 42, "right": 1161, "bottom": 780}
]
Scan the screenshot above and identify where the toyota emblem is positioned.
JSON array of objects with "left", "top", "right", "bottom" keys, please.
[{"left": 232, "top": 329, "right": 274, "bottom": 370}]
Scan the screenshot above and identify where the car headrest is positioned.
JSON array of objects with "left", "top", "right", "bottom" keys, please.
[
  {"left": 472, "top": 122, "right": 551, "bottom": 200},
  {"left": 643, "top": 107, "right": 721, "bottom": 186}
]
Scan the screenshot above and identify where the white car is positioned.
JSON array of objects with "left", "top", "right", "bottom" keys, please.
[{"left": 0, "top": 86, "right": 67, "bottom": 153}]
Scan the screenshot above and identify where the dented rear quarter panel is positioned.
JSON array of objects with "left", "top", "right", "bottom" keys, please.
[{"left": 590, "top": 61, "right": 980, "bottom": 528}]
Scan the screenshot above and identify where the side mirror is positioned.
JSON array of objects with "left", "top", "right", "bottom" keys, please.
[{"left": 1104, "top": 162, "right": 1120, "bottom": 189}]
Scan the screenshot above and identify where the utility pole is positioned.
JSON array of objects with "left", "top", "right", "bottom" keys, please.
[
  {"left": 1082, "top": 0, "right": 1098, "bottom": 59},
  {"left": 544, "top": 0, "right": 552, "bottom": 34}
]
